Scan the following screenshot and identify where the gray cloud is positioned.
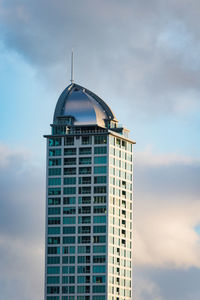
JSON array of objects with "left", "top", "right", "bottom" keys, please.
[{"left": 1, "top": 0, "right": 200, "bottom": 116}]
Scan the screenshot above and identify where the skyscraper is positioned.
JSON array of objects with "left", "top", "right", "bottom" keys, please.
[{"left": 44, "top": 81, "right": 135, "bottom": 300}]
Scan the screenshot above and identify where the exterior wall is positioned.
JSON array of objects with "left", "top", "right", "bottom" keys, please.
[{"left": 45, "top": 131, "right": 134, "bottom": 300}]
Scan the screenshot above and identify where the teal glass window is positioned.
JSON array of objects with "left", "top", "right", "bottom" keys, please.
[
  {"left": 93, "top": 245, "right": 106, "bottom": 253},
  {"left": 48, "top": 237, "right": 60, "bottom": 244},
  {"left": 48, "top": 207, "right": 61, "bottom": 215},
  {"left": 93, "top": 196, "right": 106, "bottom": 204},
  {"left": 79, "top": 186, "right": 91, "bottom": 194},
  {"left": 94, "top": 136, "right": 107, "bottom": 144},
  {"left": 49, "top": 138, "right": 61, "bottom": 147},
  {"left": 94, "top": 186, "right": 107, "bottom": 194},
  {"left": 47, "top": 276, "right": 60, "bottom": 284},
  {"left": 49, "top": 168, "right": 61, "bottom": 176},
  {"left": 93, "top": 285, "right": 106, "bottom": 293},
  {"left": 62, "top": 266, "right": 75, "bottom": 274},
  {"left": 64, "top": 136, "right": 74, "bottom": 145},
  {"left": 64, "top": 167, "right": 76, "bottom": 175},
  {"left": 47, "top": 286, "right": 60, "bottom": 294},
  {"left": 93, "top": 275, "right": 106, "bottom": 283},
  {"left": 63, "top": 177, "right": 76, "bottom": 185},
  {"left": 77, "top": 266, "right": 90, "bottom": 273},
  {"left": 93, "top": 216, "right": 106, "bottom": 223},
  {"left": 93, "top": 206, "right": 106, "bottom": 214},
  {"left": 82, "top": 136, "right": 92, "bottom": 145},
  {"left": 93, "top": 256, "right": 106, "bottom": 264},
  {"left": 78, "top": 206, "right": 91, "bottom": 214},
  {"left": 47, "top": 256, "right": 60, "bottom": 264},
  {"left": 93, "top": 235, "right": 106, "bottom": 243},
  {"left": 79, "top": 147, "right": 92, "bottom": 155},
  {"left": 49, "top": 148, "right": 61, "bottom": 156},
  {"left": 48, "top": 227, "right": 60, "bottom": 235},
  {"left": 78, "top": 246, "right": 90, "bottom": 254},
  {"left": 62, "top": 256, "right": 75, "bottom": 264},
  {"left": 92, "top": 297, "right": 106, "bottom": 300},
  {"left": 79, "top": 157, "right": 91, "bottom": 165},
  {"left": 47, "top": 266, "right": 60, "bottom": 274},
  {"left": 49, "top": 158, "right": 61, "bottom": 166},
  {"left": 94, "top": 146, "right": 107, "bottom": 154},
  {"left": 94, "top": 156, "right": 107, "bottom": 164},
  {"left": 93, "top": 265, "right": 106, "bottom": 273},
  {"left": 79, "top": 167, "right": 91, "bottom": 174},
  {"left": 63, "top": 197, "right": 76, "bottom": 205},
  {"left": 93, "top": 226, "right": 106, "bottom": 233},
  {"left": 78, "top": 236, "right": 91, "bottom": 244},
  {"left": 63, "top": 187, "right": 76, "bottom": 195},
  {"left": 63, "top": 216, "right": 76, "bottom": 224},
  {"left": 48, "top": 198, "right": 61, "bottom": 205},
  {"left": 94, "top": 166, "right": 107, "bottom": 174},
  {"left": 77, "top": 256, "right": 90, "bottom": 264},
  {"left": 78, "top": 216, "right": 91, "bottom": 224},
  {"left": 48, "top": 177, "right": 61, "bottom": 185},
  {"left": 63, "top": 207, "right": 76, "bottom": 215},
  {"left": 47, "top": 297, "right": 60, "bottom": 300},
  {"left": 48, "top": 217, "right": 60, "bottom": 225},
  {"left": 64, "top": 157, "right": 76, "bottom": 165},
  {"left": 63, "top": 226, "right": 76, "bottom": 234},
  {"left": 94, "top": 176, "right": 106, "bottom": 184},
  {"left": 47, "top": 246, "right": 60, "bottom": 254},
  {"left": 78, "top": 226, "right": 91, "bottom": 234},
  {"left": 62, "top": 246, "right": 75, "bottom": 254},
  {"left": 77, "top": 276, "right": 90, "bottom": 284},
  {"left": 48, "top": 188, "right": 61, "bottom": 196},
  {"left": 79, "top": 177, "right": 91, "bottom": 184},
  {"left": 78, "top": 196, "right": 91, "bottom": 204},
  {"left": 64, "top": 148, "right": 76, "bottom": 155}
]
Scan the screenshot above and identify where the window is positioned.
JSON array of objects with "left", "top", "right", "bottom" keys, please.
[
  {"left": 48, "top": 217, "right": 60, "bottom": 225},
  {"left": 47, "top": 276, "right": 60, "bottom": 284},
  {"left": 49, "top": 149, "right": 61, "bottom": 156},
  {"left": 93, "top": 265, "right": 106, "bottom": 273},
  {"left": 47, "top": 286, "right": 60, "bottom": 294},
  {"left": 63, "top": 226, "right": 76, "bottom": 234},
  {"left": 93, "top": 236, "right": 106, "bottom": 243},
  {"left": 93, "top": 256, "right": 106, "bottom": 264},
  {"left": 77, "top": 266, "right": 90, "bottom": 273},
  {"left": 62, "top": 266, "right": 75, "bottom": 274},
  {"left": 93, "top": 276, "right": 105, "bottom": 284},
  {"left": 77, "top": 276, "right": 90, "bottom": 284},
  {"left": 78, "top": 256, "right": 90, "bottom": 264},
  {"left": 93, "top": 216, "right": 106, "bottom": 224},
  {"left": 64, "top": 167, "right": 76, "bottom": 175},
  {"left": 78, "top": 216, "right": 91, "bottom": 224},
  {"left": 62, "top": 246, "right": 75, "bottom": 254},
  {"left": 78, "top": 206, "right": 91, "bottom": 214},
  {"left": 94, "top": 146, "right": 107, "bottom": 154},
  {"left": 93, "top": 285, "right": 106, "bottom": 293},
  {"left": 63, "top": 236, "right": 75, "bottom": 244},
  {"left": 63, "top": 177, "right": 76, "bottom": 185},
  {"left": 63, "top": 207, "right": 76, "bottom": 215},
  {"left": 94, "top": 176, "right": 106, "bottom": 184},
  {"left": 79, "top": 157, "right": 91, "bottom": 165},
  {"left": 79, "top": 186, "right": 91, "bottom": 194},
  {"left": 79, "top": 177, "right": 91, "bottom": 184},
  {"left": 49, "top": 159, "right": 61, "bottom": 166},
  {"left": 48, "top": 178, "right": 61, "bottom": 186},
  {"left": 64, "top": 148, "right": 76, "bottom": 155},
  {"left": 94, "top": 196, "right": 106, "bottom": 204},
  {"left": 78, "top": 236, "right": 91, "bottom": 244},
  {"left": 48, "top": 237, "right": 60, "bottom": 244},
  {"left": 78, "top": 196, "right": 91, "bottom": 204},
  {"left": 49, "top": 168, "right": 61, "bottom": 176},
  {"left": 78, "top": 246, "right": 90, "bottom": 254},
  {"left": 47, "top": 257, "right": 60, "bottom": 264},
  {"left": 77, "top": 286, "right": 90, "bottom": 294},
  {"left": 47, "top": 266, "right": 60, "bottom": 274},
  {"left": 48, "top": 227, "right": 60, "bottom": 235},
  {"left": 94, "top": 186, "right": 106, "bottom": 194},
  {"left": 47, "top": 246, "right": 60, "bottom": 254},
  {"left": 92, "top": 296, "right": 106, "bottom": 300},
  {"left": 63, "top": 217, "right": 76, "bottom": 224},
  {"left": 64, "top": 136, "right": 74, "bottom": 145},
  {"left": 63, "top": 187, "right": 76, "bottom": 195},
  {"left": 78, "top": 226, "right": 91, "bottom": 234},
  {"left": 48, "top": 198, "right": 61, "bottom": 205},
  {"left": 63, "top": 197, "right": 76, "bottom": 205},
  {"left": 94, "top": 156, "right": 107, "bottom": 164},
  {"left": 48, "top": 188, "right": 61, "bottom": 195},
  {"left": 82, "top": 136, "right": 92, "bottom": 145},
  {"left": 93, "top": 245, "right": 106, "bottom": 253},
  {"left": 79, "top": 167, "right": 91, "bottom": 174},
  {"left": 49, "top": 138, "right": 61, "bottom": 147},
  {"left": 93, "top": 206, "right": 106, "bottom": 214},
  {"left": 79, "top": 147, "right": 92, "bottom": 155},
  {"left": 93, "top": 226, "right": 106, "bottom": 233},
  {"left": 62, "top": 275, "right": 75, "bottom": 283},
  {"left": 94, "top": 136, "right": 107, "bottom": 144},
  {"left": 64, "top": 158, "right": 76, "bottom": 165}
]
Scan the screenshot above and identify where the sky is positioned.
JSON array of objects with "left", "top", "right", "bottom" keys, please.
[{"left": 0, "top": 0, "right": 200, "bottom": 299}]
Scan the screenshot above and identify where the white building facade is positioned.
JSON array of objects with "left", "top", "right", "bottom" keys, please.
[{"left": 44, "top": 83, "right": 135, "bottom": 300}]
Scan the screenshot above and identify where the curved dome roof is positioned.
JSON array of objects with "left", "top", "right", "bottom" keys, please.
[{"left": 53, "top": 83, "right": 117, "bottom": 126}]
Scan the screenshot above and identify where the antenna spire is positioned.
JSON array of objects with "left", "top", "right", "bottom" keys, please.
[{"left": 70, "top": 50, "right": 74, "bottom": 84}]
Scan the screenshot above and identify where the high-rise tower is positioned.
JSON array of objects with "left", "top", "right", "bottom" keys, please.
[{"left": 44, "top": 82, "right": 135, "bottom": 300}]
